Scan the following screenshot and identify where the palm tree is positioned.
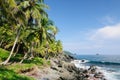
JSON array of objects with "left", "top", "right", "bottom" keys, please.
[
  {"left": 0, "top": 0, "right": 63, "bottom": 64},
  {"left": 56, "top": 40, "right": 63, "bottom": 54},
  {"left": 0, "top": 0, "right": 49, "bottom": 65},
  {"left": 17, "top": 0, "right": 49, "bottom": 62},
  {"left": 0, "top": 24, "right": 15, "bottom": 49},
  {"left": 0, "top": 0, "right": 24, "bottom": 65}
]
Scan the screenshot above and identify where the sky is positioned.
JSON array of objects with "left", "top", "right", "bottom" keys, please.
[{"left": 45, "top": 0, "right": 120, "bottom": 55}]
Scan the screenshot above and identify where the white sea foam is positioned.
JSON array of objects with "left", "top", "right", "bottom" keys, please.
[
  {"left": 71, "top": 60, "right": 119, "bottom": 80},
  {"left": 97, "top": 66, "right": 118, "bottom": 80},
  {"left": 71, "top": 60, "right": 89, "bottom": 69}
]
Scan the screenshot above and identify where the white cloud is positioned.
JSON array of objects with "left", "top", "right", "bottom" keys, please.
[
  {"left": 90, "top": 23, "right": 120, "bottom": 40},
  {"left": 63, "top": 23, "right": 120, "bottom": 55}
]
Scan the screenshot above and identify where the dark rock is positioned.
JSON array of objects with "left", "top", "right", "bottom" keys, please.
[
  {"left": 88, "top": 65, "right": 97, "bottom": 70},
  {"left": 58, "top": 64, "right": 62, "bottom": 67},
  {"left": 58, "top": 61, "right": 62, "bottom": 67},
  {"left": 50, "top": 54, "right": 106, "bottom": 80},
  {"left": 53, "top": 59, "right": 59, "bottom": 64},
  {"left": 63, "top": 62, "right": 77, "bottom": 72},
  {"left": 85, "top": 74, "right": 90, "bottom": 78},
  {"left": 59, "top": 70, "right": 64, "bottom": 73},
  {"left": 88, "top": 65, "right": 97, "bottom": 74},
  {"left": 57, "top": 54, "right": 74, "bottom": 62},
  {"left": 94, "top": 72, "right": 104, "bottom": 78},
  {"left": 59, "top": 72, "right": 75, "bottom": 80},
  {"left": 51, "top": 66, "right": 58, "bottom": 71},
  {"left": 81, "top": 59, "right": 85, "bottom": 62},
  {"left": 102, "top": 78, "right": 107, "bottom": 80},
  {"left": 41, "top": 78, "right": 49, "bottom": 80},
  {"left": 83, "top": 69, "right": 89, "bottom": 74}
]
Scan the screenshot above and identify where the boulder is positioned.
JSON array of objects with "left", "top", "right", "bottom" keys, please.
[
  {"left": 50, "top": 66, "right": 58, "bottom": 71},
  {"left": 94, "top": 72, "right": 104, "bottom": 78},
  {"left": 41, "top": 78, "right": 49, "bottom": 80},
  {"left": 59, "top": 72, "right": 75, "bottom": 80},
  {"left": 88, "top": 65, "right": 97, "bottom": 74},
  {"left": 63, "top": 62, "right": 77, "bottom": 72}
]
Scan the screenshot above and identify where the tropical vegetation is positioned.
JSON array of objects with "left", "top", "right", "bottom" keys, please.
[
  {"left": 0, "top": 0, "right": 63, "bottom": 64},
  {"left": 0, "top": 0, "right": 63, "bottom": 79}
]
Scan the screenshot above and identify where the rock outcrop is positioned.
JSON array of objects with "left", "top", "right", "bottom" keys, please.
[{"left": 36, "top": 53, "right": 106, "bottom": 80}]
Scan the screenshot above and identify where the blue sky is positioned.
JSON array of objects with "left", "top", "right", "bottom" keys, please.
[{"left": 45, "top": 0, "right": 120, "bottom": 55}]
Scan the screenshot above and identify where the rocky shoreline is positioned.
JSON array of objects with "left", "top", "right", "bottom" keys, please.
[{"left": 25, "top": 53, "right": 107, "bottom": 80}]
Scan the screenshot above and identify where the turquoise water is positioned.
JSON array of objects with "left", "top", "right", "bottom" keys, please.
[{"left": 73, "top": 55, "right": 120, "bottom": 80}]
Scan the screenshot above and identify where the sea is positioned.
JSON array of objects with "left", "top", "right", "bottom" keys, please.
[{"left": 73, "top": 55, "right": 120, "bottom": 80}]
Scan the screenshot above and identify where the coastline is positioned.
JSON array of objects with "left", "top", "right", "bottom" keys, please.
[{"left": 24, "top": 53, "right": 107, "bottom": 80}]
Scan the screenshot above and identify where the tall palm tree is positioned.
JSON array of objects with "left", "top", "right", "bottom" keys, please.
[
  {"left": 0, "top": 24, "right": 15, "bottom": 49},
  {"left": 56, "top": 40, "right": 63, "bottom": 54},
  {"left": 0, "top": 0, "right": 48, "bottom": 65},
  {"left": 0, "top": 0, "right": 25, "bottom": 65},
  {"left": 0, "top": 0, "right": 63, "bottom": 64}
]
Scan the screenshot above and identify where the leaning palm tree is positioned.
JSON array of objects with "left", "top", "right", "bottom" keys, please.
[
  {"left": 1, "top": 0, "right": 48, "bottom": 65},
  {"left": 17, "top": 0, "right": 49, "bottom": 62},
  {"left": 0, "top": 0, "right": 22, "bottom": 65},
  {"left": 21, "top": 18, "right": 58, "bottom": 60},
  {"left": 0, "top": 0, "right": 62, "bottom": 64}
]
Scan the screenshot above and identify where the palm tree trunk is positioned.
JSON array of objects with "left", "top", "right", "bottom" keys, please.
[
  {"left": 31, "top": 42, "right": 34, "bottom": 58},
  {"left": 45, "top": 47, "right": 49, "bottom": 59},
  {"left": 2, "top": 27, "right": 21, "bottom": 65},
  {"left": 28, "top": 42, "right": 34, "bottom": 59},
  {"left": 0, "top": 39, "right": 3, "bottom": 47},
  {"left": 20, "top": 52, "right": 28, "bottom": 64},
  {"left": 13, "top": 44, "right": 20, "bottom": 57}
]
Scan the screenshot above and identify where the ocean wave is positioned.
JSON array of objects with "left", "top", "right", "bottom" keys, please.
[
  {"left": 71, "top": 60, "right": 119, "bottom": 80},
  {"left": 71, "top": 60, "right": 90, "bottom": 69},
  {"left": 89, "top": 61, "right": 120, "bottom": 65},
  {"left": 96, "top": 66, "right": 118, "bottom": 80},
  {"left": 71, "top": 59, "right": 89, "bottom": 64}
]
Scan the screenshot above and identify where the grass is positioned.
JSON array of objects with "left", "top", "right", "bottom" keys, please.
[
  {"left": 6, "top": 63, "right": 36, "bottom": 73},
  {"left": 0, "top": 48, "right": 51, "bottom": 80},
  {"left": 24, "top": 57, "right": 50, "bottom": 66},
  {"left": 0, "top": 48, "right": 9, "bottom": 62},
  {"left": 0, "top": 66, "right": 34, "bottom": 80},
  {"left": 0, "top": 48, "right": 35, "bottom": 80},
  {"left": 0, "top": 48, "right": 25, "bottom": 63}
]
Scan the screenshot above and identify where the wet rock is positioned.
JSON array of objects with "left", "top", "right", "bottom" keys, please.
[
  {"left": 37, "top": 54, "right": 107, "bottom": 80},
  {"left": 88, "top": 65, "right": 97, "bottom": 74},
  {"left": 83, "top": 69, "right": 89, "bottom": 74},
  {"left": 94, "top": 72, "right": 104, "bottom": 78},
  {"left": 81, "top": 59, "right": 85, "bottom": 62}
]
